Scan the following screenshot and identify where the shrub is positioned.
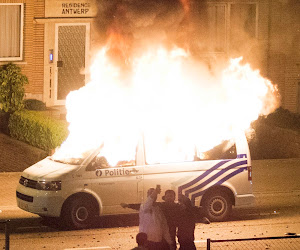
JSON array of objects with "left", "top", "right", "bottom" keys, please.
[
  {"left": 24, "top": 99, "right": 47, "bottom": 111},
  {"left": 0, "top": 63, "right": 28, "bottom": 113},
  {"left": 0, "top": 110, "right": 10, "bottom": 133},
  {"left": 250, "top": 107, "right": 300, "bottom": 159},
  {"left": 9, "top": 110, "right": 69, "bottom": 151},
  {"left": 264, "top": 107, "right": 300, "bottom": 131},
  {"left": 255, "top": 107, "right": 300, "bottom": 132}
]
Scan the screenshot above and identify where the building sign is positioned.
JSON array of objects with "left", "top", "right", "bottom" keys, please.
[{"left": 45, "top": 0, "right": 97, "bottom": 18}]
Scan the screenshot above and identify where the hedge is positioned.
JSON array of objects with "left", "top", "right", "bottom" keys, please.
[
  {"left": 24, "top": 99, "right": 47, "bottom": 111},
  {"left": 8, "top": 110, "right": 69, "bottom": 151}
]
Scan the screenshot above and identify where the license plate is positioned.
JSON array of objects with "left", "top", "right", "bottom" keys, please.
[{"left": 18, "top": 200, "right": 29, "bottom": 211}]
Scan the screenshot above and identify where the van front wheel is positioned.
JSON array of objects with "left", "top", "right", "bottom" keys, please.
[
  {"left": 62, "top": 197, "right": 95, "bottom": 229},
  {"left": 203, "top": 191, "right": 232, "bottom": 222}
]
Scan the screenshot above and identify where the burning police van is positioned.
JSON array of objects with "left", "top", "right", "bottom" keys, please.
[{"left": 16, "top": 133, "right": 255, "bottom": 229}]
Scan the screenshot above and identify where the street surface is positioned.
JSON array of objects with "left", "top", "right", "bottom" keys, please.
[
  {"left": 0, "top": 209, "right": 300, "bottom": 249},
  {"left": 0, "top": 158, "right": 299, "bottom": 249}
]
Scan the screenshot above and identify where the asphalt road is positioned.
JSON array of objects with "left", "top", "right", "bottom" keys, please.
[{"left": 1, "top": 204, "right": 300, "bottom": 249}]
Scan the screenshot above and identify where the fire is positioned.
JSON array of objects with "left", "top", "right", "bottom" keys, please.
[
  {"left": 52, "top": 47, "right": 279, "bottom": 165},
  {"left": 180, "top": 0, "right": 190, "bottom": 14}
]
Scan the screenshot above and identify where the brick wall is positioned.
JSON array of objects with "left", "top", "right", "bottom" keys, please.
[
  {"left": 23, "top": 0, "right": 34, "bottom": 93},
  {"left": 0, "top": 0, "right": 45, "bottom": 100},
  {"left": 268, "top": 0, "right": 300, "bottom": 113},
  {"left": 256, "top": 0, "right": 269, "bottom": 76},
  {"left": 32, "top": 0, "right": 45, "bottom": 97}
]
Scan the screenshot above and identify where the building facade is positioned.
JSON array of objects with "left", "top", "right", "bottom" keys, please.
[{"left": 0, "top": 0, "right": 299, "bottom": 113}]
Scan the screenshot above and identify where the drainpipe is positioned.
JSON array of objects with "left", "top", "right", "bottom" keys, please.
[{"left": 267, "top": 0, "right": 272, "bottom": 78}]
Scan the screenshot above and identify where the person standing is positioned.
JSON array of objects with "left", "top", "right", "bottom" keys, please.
[
  {"left": 139, "top": 186, "right": 174, "bottom": 250},
  {"left": 177, "top": 194, "right": 197, "bottom": 250},
  {"left": 160, "top": 190, "right": 181, "bottom": 248}
]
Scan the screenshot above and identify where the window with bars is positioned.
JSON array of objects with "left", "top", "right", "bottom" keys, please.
[
  {"left": 207, "top": 4, "right": 227, "bottom": 53},
  {"left": 205, "top": 3, "right": 257, "bottom": 53},
  {"left": 230, "top": 3, "right": 257, "bottom": 51},
  {"left": 0, "top": 4, "right": 23, "bottom": 61}
]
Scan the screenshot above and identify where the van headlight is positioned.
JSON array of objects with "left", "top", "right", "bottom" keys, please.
[{"left": 36, "top": 181, "right": 61, "bottom": 191}]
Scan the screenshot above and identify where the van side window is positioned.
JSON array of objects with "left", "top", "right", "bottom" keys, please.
[
  {"left": 86, "top": 155, "right": 136, "bottom": 171},
  {"left": 115, "top": 160, "right": 136, "bottom": 167},
  {"left": 200, "top": 140, "right": 237, "bottom": 160},
  {"left": 144, "top": 138, "right": 237, "bottom": 164}
]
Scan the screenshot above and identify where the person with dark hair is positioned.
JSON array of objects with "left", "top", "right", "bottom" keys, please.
[
  {"left": 177, "top": 194, "right": 197, "bottom": 250},
  {"left": 160, "top": 190, "right": 181, "bottom": 249},
  {"left": 131, "top": 232, "right": 148, "bottom": 250},
  {"left": 139, "top": 186, "right": 173, "bottom": 250},
  {"left": 121, "top": 188, "right": 210, "bottom": 249}
]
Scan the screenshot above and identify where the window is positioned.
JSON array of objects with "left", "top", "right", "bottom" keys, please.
[
  {"left": 207, "top": 4, "right": 227, "bottom": 52},
  {"left": 0, "top": 4, "right": 24, "bottom": 61},
  {"left": 87, "top": 155, "right": 136, "bottom": 171},
  {"left": 200, "top": 140, "right": 237, "bottom": 160},
  {"left": 230, "top": 3, "right": 257, "bottom": 50},
  {"left": 205, "top": 3, "right": 257, "bottom": 53},
  {"left": 144, "top": 135, "right": 237, "bottom": 165}
]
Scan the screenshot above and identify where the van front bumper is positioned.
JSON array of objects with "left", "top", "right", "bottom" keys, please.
[{"left": 16, "top": 184, "right": 64, "bottom": 217}]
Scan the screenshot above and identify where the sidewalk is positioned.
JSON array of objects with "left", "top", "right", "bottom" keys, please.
[
  {"left": 0, "top": 133, "right": 47, "bottom": 172},
  {"left": 0, "top": 133, "right": 47, "bottom": 218},
  {"left": 0, "top": 172, "right": 38, "bottom": 220}
]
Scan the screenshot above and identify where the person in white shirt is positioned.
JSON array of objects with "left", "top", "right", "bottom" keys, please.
[{"left": 139, "top": 186, "right": 174, "bottom": 250}]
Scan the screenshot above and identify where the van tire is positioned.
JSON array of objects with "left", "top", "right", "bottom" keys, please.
[
  {"left": 202, "top": 191, "right": 232, "bottom": 222},
  {"left": 62, "top": 197, "right": 96, "bottom": 230}
]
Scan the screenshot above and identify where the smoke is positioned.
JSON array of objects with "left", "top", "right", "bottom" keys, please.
[
  {"left": 93, "top": 0, "right": 265, "bottom": 73},
  {"left": 94, "top": 0, "right": 299, "bottom": 65},
  {"left": 95, "top": 0, "right": 182, "bottom": 47},
  {"left": 94, "top": 0, "right": 211, "bottom": 60}
]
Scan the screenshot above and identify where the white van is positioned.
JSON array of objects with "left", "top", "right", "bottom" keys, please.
[{"left": 16, "top": 133, "right": 255, "bottom": 229}]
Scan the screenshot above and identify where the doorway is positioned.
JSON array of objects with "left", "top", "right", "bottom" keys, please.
[{"left": 54, "top": 23, "right": 90, "bottom": 105}]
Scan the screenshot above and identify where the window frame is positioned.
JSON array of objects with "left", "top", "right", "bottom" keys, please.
[
  {"left": 207, "top": 3, "right": 228, "bottom": 54},
  {"left": 229, "top": 2, "right": 259, "bottom": 40},
  {"left": 206, "top": 2, "right": 258, "bottom": 54},
  {"left": 0, "top": 3, "right": 24, "bottom": 62}
]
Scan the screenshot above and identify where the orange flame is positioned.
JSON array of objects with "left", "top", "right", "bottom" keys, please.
[{"left": 52, "top": 47, "right": 279, "bottom": 165}]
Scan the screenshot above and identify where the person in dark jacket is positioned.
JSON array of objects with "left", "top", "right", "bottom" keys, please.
[
  {"left": 177, "top": 194, "right": 197, "bottom": 250},
  {"left": 121, "top": 189, "right": 210, "bottom": 249},
  {"left": 160, "top": 190, "right": 182, "bottom": 249}
]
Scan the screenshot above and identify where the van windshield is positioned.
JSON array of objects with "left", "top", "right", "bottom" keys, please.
[
  {"left": 50, "top": 148, "right": 96, "bottom": 165},
  {"left": 50, "top": 157, "right": 84, "bottom": 165}
]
